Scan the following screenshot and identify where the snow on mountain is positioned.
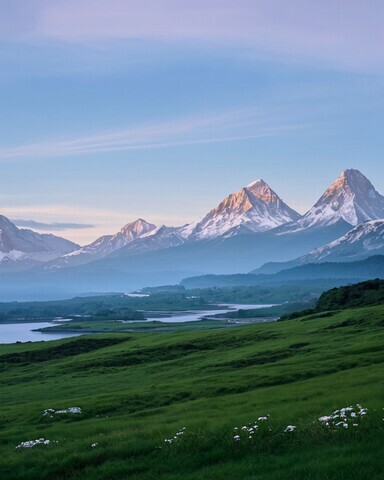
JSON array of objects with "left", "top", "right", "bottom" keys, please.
[
  {"left": 45, "top": 218, "right": 157, "bottom": 268},
  {"left": 36, "top": 169, "right": 384, "bottom": 275},
  {"left": 109, "top": 225, "right": 188, "bottom": 257},
  {"left": 298, "top": 219, "right": 384, "bottom": 263},
  {"left": 70, "top": 218, "right": 156, "bottom": 256},
  {"left": 188, "top": 179, "right": 300, "bottom": 240},
  {"left": 0, "top": 215, "right": 79, "bottom": 269},
  {"left": 278, "top": 169, "right": 384, "bottom": 234}
]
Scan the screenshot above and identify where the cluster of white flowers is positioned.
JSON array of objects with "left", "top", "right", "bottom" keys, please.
[
  {"left": 91, "top": 443, "right": 98, "bottom": 448},
  {"left": 233, "top": 415, "right": 270, "bottom": 441},
  {"left": 16, "top": 438, "right": 58, "bottom": 449},
  {"left": 164, "top": 427, "right": 186, "bottom": 444},
  {"left": 283, "top": 425, "right": 297, "bottom": 433},
  {"left": 318, "top": 404, "right": 367, "bottom": 429},
  {"left": 43, "top": 407, "right": 82, "bottom": 417}
]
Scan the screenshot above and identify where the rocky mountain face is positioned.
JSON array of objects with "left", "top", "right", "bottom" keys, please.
[
  {"left": 188, "top": 179, "right": 300, "bottom": 240},
  {"left": 276, "top": 169, "right": 384, "bottom": 234},
  {"left": 0, "top": 215, "right": 79, "bottom": 270}
]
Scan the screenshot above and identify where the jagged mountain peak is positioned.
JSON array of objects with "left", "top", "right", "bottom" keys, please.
[
  {"left": 245, "top": 179, "right": 282, "bottom": 204},
  {"left": 119, "top": 218, "right": 156, "bottom": 238},
  {"left": 317, "top": 169, "right": 378, "bottom": 205},
  {"left": 246, "top": 178, "right": 266, "bottom": 188},
  {"left": 68, "top": 218, "right": 157, "bottom": 256},
  {"left": 313, "top": 169, "right": 384, "bottom": 225},
  {"left": 189, "top": 179, "right": 300, "bottom": 240},
  {"left": 278, "top": 169, "right": 384, "bottom": 234}
]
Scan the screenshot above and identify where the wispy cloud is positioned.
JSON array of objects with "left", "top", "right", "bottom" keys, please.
[
  {"left": 0, "top": 108, "right": 305, "bottom": 160},
  {"left": 11, "top": 219, "right": 94, "bottom": 231},
  {"left": 4, "top": 0, "right": 382, "bottom": 72}
]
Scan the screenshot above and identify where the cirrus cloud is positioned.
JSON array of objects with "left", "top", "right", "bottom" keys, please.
[{"left": 3, "top": 0, "right": 381, "bottom": 72}]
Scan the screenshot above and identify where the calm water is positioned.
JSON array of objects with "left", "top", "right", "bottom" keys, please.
[
  {"left": 0, "top": 304, "right": 277, "bottom": 344},
  {"left": 0, "top": 322, "right": 81, "bottom": 344},
  {"left": 146, "top": 304, "right": 277, "bottom": 323}
]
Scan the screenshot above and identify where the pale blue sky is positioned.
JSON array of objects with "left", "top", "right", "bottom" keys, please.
[{"left": 0, "top": 0, "right": 383, "bottom": 244}]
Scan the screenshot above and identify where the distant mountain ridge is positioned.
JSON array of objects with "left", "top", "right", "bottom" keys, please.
[
  {"left": 181, "top": 255, "right": 384, "bottom": 288},
  {"left": 253, "top": 218, "right": 384, "bottom": 274},
  {"left": 44, "top": 178, "right": 301, "bottom": 270},
  {"left": 0, "top": 215, "right": 79, "bottom": 270},
  {"left": 45, "top": 169, "right": 384, "bottom": 272},
  {"left": 44, "top": 219, "right": 157, "bottom": 269},
  {"left": 297, "top": 219, "right": 384, "bottom": 263}
]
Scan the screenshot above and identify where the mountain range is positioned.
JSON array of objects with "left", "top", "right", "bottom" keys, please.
[
  {"left": 43, "top": 168, "right": 384, "bottom": 270},
  {"left": 0, "top": 168, "right": 383, "bottom": 298},
  {"left": 0, "top": 215, "right": 78, "bottom": 271}
]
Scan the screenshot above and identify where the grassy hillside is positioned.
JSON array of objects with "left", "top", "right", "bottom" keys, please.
[{"left": 0, "top": 303, "right": 383, "bottom": 479}]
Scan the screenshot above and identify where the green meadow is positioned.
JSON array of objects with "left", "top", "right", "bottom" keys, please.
[{"left": 1, "top": 303, "right": 384, "bottom": 479}]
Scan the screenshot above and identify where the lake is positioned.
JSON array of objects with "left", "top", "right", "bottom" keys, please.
[{"left": 0, "top": 322, "right": 82, "bottom": 344}]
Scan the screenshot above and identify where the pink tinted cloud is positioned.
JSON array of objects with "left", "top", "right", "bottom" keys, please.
[{"left": 32, "top": 0, "right": 384, "bottom": 71}]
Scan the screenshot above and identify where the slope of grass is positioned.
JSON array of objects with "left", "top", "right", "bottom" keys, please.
[{"left": 0, "top": 305, "right": 383, "bottom": 479}]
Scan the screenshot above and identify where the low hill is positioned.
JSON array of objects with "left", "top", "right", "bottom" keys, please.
[
  {"left": 316, "top": 278, "right": 384, "bottom": 311},
  {"left": 181, "top": 255, "right": 384, "bottom": 288},
  {"left": 282, "top": 279, "right": 384, "bottom": 320}
]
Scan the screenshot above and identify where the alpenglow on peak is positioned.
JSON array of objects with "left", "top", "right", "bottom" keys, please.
[
  {"left": 189, "top": 178, "right": 300, "bottom": 240},
  {"left": 278, "top": 169, "right": 384, "bottom": 233}
]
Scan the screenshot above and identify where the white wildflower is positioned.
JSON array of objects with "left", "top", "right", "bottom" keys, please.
[
  {"left": 43, "top": 407, "right": 82, "bottom": 416},
  {"left": 284, "top": 425, "right": 296, "bottom": 433},
  {"left": 16, "top": 438, "right": 57, "bottom": 449}
]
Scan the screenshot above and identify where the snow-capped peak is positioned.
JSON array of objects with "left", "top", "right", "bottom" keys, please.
[
  {"left": 189, "top": 179, "right": 300, "bottom": 240},
  {"left": 279, "top": 169, "right": 384, "bottom": 233},
  {"left": 61, "top": 218, "right": 156, "bottom": 260},
  {"left": 246, "top": 178, "right": 265, "bottom": 188},
  {"left": 119, "top": 218, "right": 156, "bottom": 240}
]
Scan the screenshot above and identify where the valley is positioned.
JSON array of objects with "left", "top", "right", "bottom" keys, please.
[{"left": 1, "top": 281, "right": 383, "bottom": 479}]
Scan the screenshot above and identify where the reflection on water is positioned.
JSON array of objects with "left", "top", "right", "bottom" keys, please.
[
  {"left": 146, "top": 304, "right": 276, "bottom": 323},
  {"left": 0, "top": 305, "right": 277, "bottom": 344},
  {"left": 0, "top": 322, "right": 81, "bottom": 344}
]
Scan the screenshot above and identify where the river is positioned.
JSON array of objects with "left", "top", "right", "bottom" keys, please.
[
  {"left": 0, "top": 304, "right": 277, "bottom": 344},
  {"left": 146, "top": 304, "right": 277, "bottom": 323}
]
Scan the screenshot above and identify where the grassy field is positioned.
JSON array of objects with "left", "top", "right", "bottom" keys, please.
[{"left": 0, "top": 304, "right": 383, "bottom": 479}]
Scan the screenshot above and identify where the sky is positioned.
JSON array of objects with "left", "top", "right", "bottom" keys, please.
[{"left": 0, "top": 0, "right": 383, "bottom": 245}]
